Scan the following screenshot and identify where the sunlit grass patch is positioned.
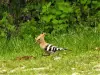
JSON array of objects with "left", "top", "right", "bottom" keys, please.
[
  {"left": 0, "top": 50, "right": 99, "bottom": 75},
  {"left": 0, "top": 30, "right": 100, "bottom": 75}
]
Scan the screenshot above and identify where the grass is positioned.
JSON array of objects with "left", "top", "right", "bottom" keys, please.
[{"left": 0, "top": 29, "right": 100, "bottom": 75}]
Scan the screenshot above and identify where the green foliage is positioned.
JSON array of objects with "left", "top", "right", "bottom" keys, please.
[
  {"left": 0, "top": 12, "right": 14, "bottom": 38},
  {"left": 0, "top": 1, "right": 99, "bottom": 74},
  {"left": 0, "top": 0, "right": 100, "bottom": 38},
  {"left": 40, "top": 1, "right": 73, "bottom": 34},
  {"left": 0, "top": 29, "right": 99, "bottom": 74},
  {"left": 19, "top": 19, "right": 37, "bottom": 38}
]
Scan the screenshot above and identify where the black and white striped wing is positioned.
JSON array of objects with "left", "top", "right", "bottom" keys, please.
[{"left": 45, "top": 44, "right": 56, "bottom": 52}]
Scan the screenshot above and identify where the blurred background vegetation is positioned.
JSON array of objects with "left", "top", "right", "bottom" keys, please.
[
  {"left": 0, "top": 1, "right": 100, "bottom": 74},
  {"left": 0, "top": 0, "right": 100, "bottom": 40}
]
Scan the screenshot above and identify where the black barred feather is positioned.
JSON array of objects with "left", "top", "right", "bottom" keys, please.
[{"left": 44, "top": 44, "right": 67, "bottom": 53}]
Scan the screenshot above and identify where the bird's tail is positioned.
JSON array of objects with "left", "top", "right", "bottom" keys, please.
[{"left": 57, "top": 47, "right": 72, "bottom": 51}]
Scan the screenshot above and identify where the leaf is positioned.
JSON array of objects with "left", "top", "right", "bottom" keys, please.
[
  {"left": 64, "top": 7, "right": 73, "bottom": 13},
  {"left": 60, "top": 14, "right": 67, "bottom": 18},
  {"left": 92, "top": 1, "right": 98, "bottom": 4},
  {"left": 86, "top": 0, "right": 91, "bottom": 4},
  {"left": 47, "top": 2, "right": 51, "bottom": 8},
  {"left": 55, "top": 10, "right": 62, "bottom": 15},
  {"left": 41, "top": 16, "right": 48, "bottom": 22},
  {"left": 50, "top": 9, "right": 57, "bottom": 14},
  {"left": 42, "top": 15, "right": 55, "bottom": 23},
  {"left": 42, "top": 2, "right": 51, "bottom": 13},
  {"left": 96, "top": 11, "right": 100, "bottom": 16},
  {"left": 58, "top": 5, "right": 73, "bottom": 13},
  {"left": 0, "top": 31, "right": 6, "bottom": 37},
  {"left": 52, "top": 19, "right": 59, "bottom": 24},
  {"left": 59, "top": 20, "right": 64, "bottom": 24},
  {"left": 80, "top": 0, "right": 87, "bottom": 4},
  {"left": 42, "top": 5, "right": 47, "bottom": 13}
]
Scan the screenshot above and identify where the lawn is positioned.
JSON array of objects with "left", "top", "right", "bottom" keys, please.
[{"left": 0, "top": 30, "right": 100, "bottom": 75}]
